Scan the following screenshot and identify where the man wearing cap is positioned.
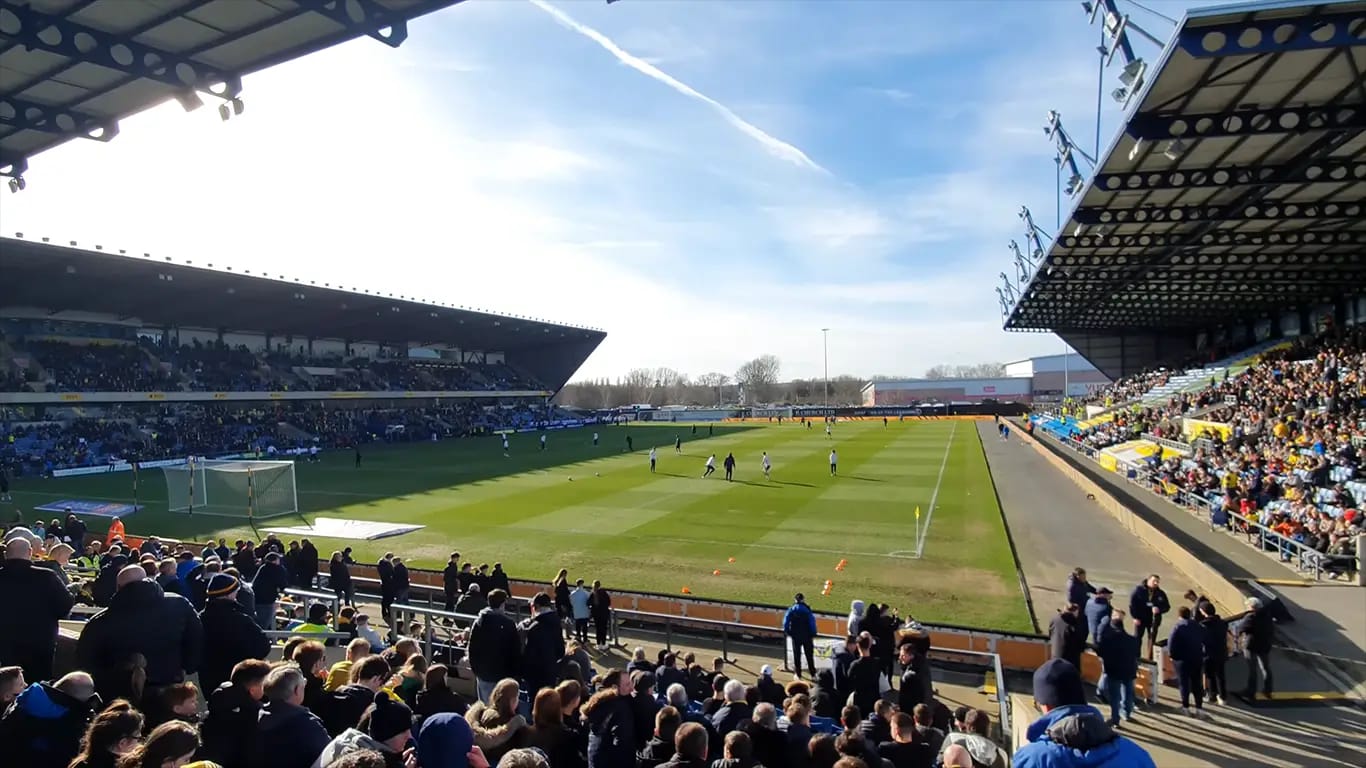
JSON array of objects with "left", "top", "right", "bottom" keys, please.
[
  {"left": 782, "top": 593, "right": 818, "bottom": 680},
  {"left": 199, "top": 573, "right": 270, "bottom": 696},
  {"left": 1011, "top": 659, "right": 1155, "bottom": 768},
  {"left": 314, "top": 689, "right": 417, "bottom": 767}
]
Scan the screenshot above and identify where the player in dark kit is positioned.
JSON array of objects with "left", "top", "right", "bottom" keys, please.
[
  {"left": 354, "top": 445, "right": 362, "bottom": 468},
  {"left": 723, "top": 453, "right": 736, "bottom": 482},
  {"left": 675, "top": 435, "right": 682, "bottom": 454},
  {"left": 0, "top": 465, "right": 10, "bottom": 502},
  {"left": 626, "top": 434, "right": 634, "bottom": 452}
]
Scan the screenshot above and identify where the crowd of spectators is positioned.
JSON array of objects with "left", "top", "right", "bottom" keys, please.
[
  {"left": 2, "top": 339, "right": 546, "bottom": 395},
  {"left": 1, "top": 403, "right": 577, "bottom": 477},
  {"left": 0, "top": 517, "right": 1162, "bottom": 768},
  {"left": 1057, "top": 329, "right": 1366, "bottom": 575}
]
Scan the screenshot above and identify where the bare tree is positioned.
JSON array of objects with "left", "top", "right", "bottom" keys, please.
[
  {"left": 621, "top": 368, "right": 654, "bottom": 404},
  {"left": 924, "top": 362, "right": 1005, "bottom": 379},
  {"left": 695, "top": 372, "right": 730, "bottom": 406},
  {"left": 735, "top": 354, "right": 781, "bottom": 403}
]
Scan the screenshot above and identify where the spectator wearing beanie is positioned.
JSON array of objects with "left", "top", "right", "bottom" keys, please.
[
  {"left": 198, "top": 573, "right": 270, "bottom": 696},
  {"left": 1011, "top": 659, "right": 1155, "bottom": 768},
  {"left": 417, "top": 712, "right": 489, "bottom": 768},
  {"left": 314, "top": 690, "right": 416, "bottom": 768}
]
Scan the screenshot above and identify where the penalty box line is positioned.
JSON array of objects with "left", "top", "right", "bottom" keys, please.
[{"left": 913, "top": 423, "right": 956, "bottom": 559}]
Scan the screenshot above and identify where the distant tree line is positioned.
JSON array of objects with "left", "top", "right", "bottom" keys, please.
[{"left": 555, "top": 357, "right": 1008, "bottom": 409}]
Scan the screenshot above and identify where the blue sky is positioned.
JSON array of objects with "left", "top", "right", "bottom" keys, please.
[{"left": 3, "top": 0, "right": 1212, "bottom": 382}]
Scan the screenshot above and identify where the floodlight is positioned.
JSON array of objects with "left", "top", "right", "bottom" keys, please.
[
  {"left": 1162, "top": 139, "right": 1187, "bottom": 161},
  {"left": 231, "top": 97, "right": 245, "bottom": 116},
  {"left": 1111, "top": 87, "right": 1130, "bottom": 104},
  {"left": 176, "top": 90, "right": 204, "bottom": 112},
  {"left": 1065, "top": 173, "right": 1085, "bottom": 196},
  {"left": 218, "top": 103, "right": 230, "bottom": 122},
  {"left": 7, "top": 176, "right": 25, "bottom": 193},
  {"left": 1127, "top": 138, "right": 1144, "bottom": 162},
  {"left": 1118, "top": 58, "right": 1146, "bottom": 88}
]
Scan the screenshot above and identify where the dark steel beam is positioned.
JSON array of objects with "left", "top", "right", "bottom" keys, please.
[
  {"left": 1127, "top": 104, "right": 1366, "bottom": 142},
  {"left": 1072, "top": 199, "right": 1365, "bottom": 226},
  {"left": 1176, "top": 9, "right": 1366, "bottom": 58},
  {"left": 0, "top": 4, "right": 242, "bottom": 98},
  {"left": 1055, "top": 228, "right": 1366, "bottom": 251},
  {"left": 0, "top": 95, "right": 118, "bottom": 141},
  {"left": 296, "top": 0, "right": 410, "bottom": 47}
]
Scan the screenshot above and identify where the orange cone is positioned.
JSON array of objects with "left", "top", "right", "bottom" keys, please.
[
  {"left": 681, "top": 586, "right": 692, "bottom": 594},
  {"left": 728, "top": 557, "right": 736, "bottom": 563},
  {"left": 712, "top": 569, "right": 721, "bottom": 576}
]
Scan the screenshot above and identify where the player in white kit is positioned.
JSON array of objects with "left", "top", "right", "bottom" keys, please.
[
  {"left": 502, "top": 434, "right": 510, "bottom": 456},
  {"left": 761, "top": 452, "right": 771, "bottom": 479},
  {"left": 703, "top": 454, "right": 716, "bottom": 477},
  {"left": 649, "top": 447, "right": 657, "bottom": 473}
]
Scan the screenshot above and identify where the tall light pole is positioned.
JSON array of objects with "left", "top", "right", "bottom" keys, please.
[{"left": 822, "top": 328, "right": 830, "bottom": 410}]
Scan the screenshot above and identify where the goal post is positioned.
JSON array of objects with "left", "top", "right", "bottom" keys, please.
[{"left": 163, "top": 458, "right": 299, "bottom": 519}]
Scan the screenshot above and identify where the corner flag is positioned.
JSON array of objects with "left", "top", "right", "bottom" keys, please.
[{"left": 915, "top": 506, "right": 921, "bottom": 519}]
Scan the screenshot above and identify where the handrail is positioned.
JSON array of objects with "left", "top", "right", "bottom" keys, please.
[{"left": 1040, "top": 428, "right": 1355, "bottom": 581}]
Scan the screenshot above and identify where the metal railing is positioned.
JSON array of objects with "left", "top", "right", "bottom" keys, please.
[{"left": 1041, "top": 429, "right": 1356, "bottom": 580}]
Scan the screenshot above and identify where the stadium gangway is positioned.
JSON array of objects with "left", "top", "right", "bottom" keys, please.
[
  {"left": 1039, "top": 427, "right": 1359, "bottom": 581},
  {"left": 263, "top": 629, "right": 351, "bottom": 643}
]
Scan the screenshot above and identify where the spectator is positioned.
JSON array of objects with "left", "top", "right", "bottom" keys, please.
[
  {"left": 518, "top": 686, "right": 583, "bottom": 767},
  {"left": 1167, "top": 606, "right": 1209, "bottom": 718},
  {"left": 809, "top": 734, "right": 840, "bottom": 768},
  {"left": 742, "top": 703, "right": 784, "bottom": 767},
  {"left": 468, "top": 589, "right": 520, "bottom": 704},
  {"left": 115, "top": 720, "right": 200, "bottom": 768},
  {"left": 783, "top": 699, "right": 814, "bottom": 768},
  {"left": 76, "top": 564, "right": 203, "bottom": 710},
  {"left": 710, "top": 679, "right": 752, "bottom": 736},
  {"left": 1235, "top": 596, "right": 1276, "bottom": 700},
  {"left": 298, "top": 539, "right": 319, "bottom": 588},
  {"left": 590, "top": 579, "right": 613, "bottom": 650},
  {"left": 198, "top": 573, "right": 270, "bottom": 696},
  {"left": 877, "top": 712, "right": 931, "bottom": 768},
  {"left": 330, "top": 552, "right": 354, "bottom": 608},
  {"left": 441, "top": 553, "right": 461, "bottom": 613},
  {"left": 414, "top": 664, "right": 467, "bottom": 721},
  {"left": 0, "top": 536, "right": 73, "bottom": 682},
  {"left": 639, "top": 705, "right": 682, "bottom": 768},
  {"left": 1095, "top": 615, "right": 1139, "bottom": 727},
  {"left": 666, "top": 683, "right": 719, "bottom": 759},
  {"left": 522, "top": 592, "right": 566, "bottom": 695},
  {"left": 1127, "top": 575, "right": 1169, "bottom": 659},
  {"left": 833, "top": 730, "right": 881, "bottom": 768},
  {"left": 324, "top": 655, "right": 394, "bottom": 736},
  {"left": 68, "top": 699, "right": 143, "bottom": 768},
  {"left": 0, "top": 666, "right": 23, "bottom": 708},
  {"left": 848, "top": 633, "right": 884, "bottom": 715},
  {"left": 1011, "top": 659, "right": 1155, "bottom": 767},
  {"left": 416, "top": 712, "right": 490, "bottom": 768},
  {"left": 392, "top": 557, "right": 411, "bottom": 609},
  {"left": 628, "top": 648, "right": 654, "bottom": 676},
  {"left": 939, "top": 709, "right": 1006, "bottom": 768},
  {"left": 713, "top": 730, "right": 756, "bottom": 768},
  {"left": 585, "top": 670, "right": 637, "bottom": 768},
  {"left": 909, "top": 704, "right": 943, "bottom": 756},
  {"left": 250, "top": 552, "right": 290, "bottom": 630},
  {"left": 895, "top": 642, "right": 929, "bottom": 715},
  {"left": 465, "top": 678, "right": 528, "bottom": 765},
  {"left": 327, "top": 639, "right": 373, "bottom": 693},
  {"left": 1048, "top": 603, "right": 1088, "bottom": 670},
  {"left": 295, "top": 640, "right": 331, "bottom": 713},
  {"left": 454, "top": 583, "right": 485, "bottom": 619},
  {"left": 1065, "top": 568, "right": 1095, "bottom": 609},
  {"left": 857, "top": 699, "right": 894, "bottom": 748},
  {"left": 753, "top": 665, "right": 783, "bottom": 707},
  {"left": 783, "top": 593, "right": 818, "bottom": 680},
  {"left": 662, "top": 721, "right": 709, "bottom": 768},
  {"left": 1198, "top": 601, "right": 1229, "bottom": 705},
  {"left": 631, "top": 671, "right": 662, "bottom": 750},
  {"left": 0, "top": 670, "right": 100, "bottom": 768},
  {"left": 811, "top": 670, "right": 838, "bottom": 720},
  {"left": 200, "top": 659, "right": 271, "bottom": 768},
  {"left": 255, "top": 663, "right": 331, "bottom": 768},
  {"left": 315, "top": 690, "right": 415, "bottom": 768},
  {"left": 570, "top": 579, "right": 592, "bottom": 644},
  {"left": 354, "top": 614, "right": 387, "bottom": 653},
  {"left": 830, "top": 637, "right": 857, "bottom": 708},
  {"left": 1083, "top": 587, "right": 1114, "bottom": 645}
]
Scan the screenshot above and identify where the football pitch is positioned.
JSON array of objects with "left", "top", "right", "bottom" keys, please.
[{"left": 13, "top": 420, "right": 1033, "bottom": 633}]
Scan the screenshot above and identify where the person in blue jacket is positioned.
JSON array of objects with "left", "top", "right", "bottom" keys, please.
[
  {"left": 1012, "top": 659, "right": 1156, "bottom": 768},
  {"left": 1166, "top": 606, "right": 1209, "bottom": 717},
  {"left": 1094, "top": 615, "right": 1139, "bottom": 726},
  {"left": 1083, "top": 588, "right": 1114, "bottom": 645},
  {"left": 783, "top": 593, "right": 818, "bottom": 679}
]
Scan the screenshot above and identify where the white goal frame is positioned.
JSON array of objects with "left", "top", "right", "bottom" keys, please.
[{"left": 162, "top": 458, "right": 299, "bottom": 520}]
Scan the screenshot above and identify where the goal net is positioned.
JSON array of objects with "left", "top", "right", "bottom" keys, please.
[{"left": 162, "top": 458, "right": 298, "bottom": 519}]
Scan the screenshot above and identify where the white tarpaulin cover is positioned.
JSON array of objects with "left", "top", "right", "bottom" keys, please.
[{"left": 263, "top": 517, "right": 423, "bottom": 541}]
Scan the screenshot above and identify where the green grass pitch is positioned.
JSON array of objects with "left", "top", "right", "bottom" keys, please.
[{"left": 10, "top": 420, "right": 1033, "bottom": 633}]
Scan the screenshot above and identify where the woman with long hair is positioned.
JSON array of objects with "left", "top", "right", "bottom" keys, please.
[
  {"left": 69, "top": 700, "right": 144, "bottom": 768},
  {"left": 414, "top": 664, "right": 467, "bottom": 721},
  {"left": 113, "top": 721, "right": 199, "bottom": 768},
  {"left": 552, "top": 568, "right": 572, "bottom": 638},
  {"left": 465, "top": 678, "right": 528, "bottom": 765},
  {"left": 523, "top": 687, "right": 586, "bottom": 768}
]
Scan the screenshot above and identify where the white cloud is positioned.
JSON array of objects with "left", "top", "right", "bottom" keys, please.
[{"left": 526, "top": 0, "right": 827, "bottom": 173}]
